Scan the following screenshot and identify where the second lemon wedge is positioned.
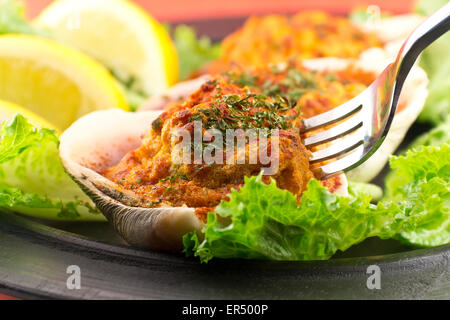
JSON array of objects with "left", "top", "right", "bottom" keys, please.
[
  {"left": 0, "top": 34, "right": 128, "bottom": 131},
  {"left": 36, "top": 0, "right": 179, "bottom": 96}
]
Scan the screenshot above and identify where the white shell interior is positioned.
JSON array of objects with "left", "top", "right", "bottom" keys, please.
[{"left": 59, "top": 110, "right": 203, "bottom": 250}]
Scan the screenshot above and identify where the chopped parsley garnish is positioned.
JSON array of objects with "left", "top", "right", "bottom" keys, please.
[
  {"left": 159, "top": 176, "right": 177, "bottom": 183},
  {"left": 233, "top": 72, "right": 258, "bottom": 87},
  {"left": 226, "top": 66, "right": 320, "bottom": 108},
  {"left": 159, "top": 173, "right": 190, "bottom": 183},
  {"left": 192, "top": 93, "right": 294, "bottom": 132},
  {"left": 148, "top": 199, "right": 162, "bottom": 207},
  {"left": 325, "top": 74, "right": 338, "bottom": 82},
  {"left": 152, "top": 118, "right": 164, "bottom": 130}
]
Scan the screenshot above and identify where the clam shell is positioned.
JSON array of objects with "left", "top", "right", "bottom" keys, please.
[
  {"left": 59, "top": 110, "right": 203, "bottom": 251},
  {"left": 60, "top": 108, "right": 348, "bottom": 251},
  {"left": 62, "top": 13, "right": 431, "bottom": 250},
  {"left": 140, "top": 75, "right": 212, "bottom": 111}
]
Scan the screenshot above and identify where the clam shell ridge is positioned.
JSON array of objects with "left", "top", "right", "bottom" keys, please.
[{"left": 59, "top": 109, "right": 203, "bottom": 251}]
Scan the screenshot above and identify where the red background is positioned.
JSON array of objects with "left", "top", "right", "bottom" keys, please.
[
  {"left": 24, "top": 0, "right": 416, "bottom": 21},
  {"left": 0, "top": 294, "right": 20, "bottom": 300}
]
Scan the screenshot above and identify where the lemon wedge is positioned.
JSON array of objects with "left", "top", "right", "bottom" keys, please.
[
  {"left": 36, "top": 0, "right": 179, "bottom": 96},
  {"left": 0, "top": 99, "right": 57, "bottom": 131},
  {"left": 0, "top": 34, "right": 128, "bottom": 131}
]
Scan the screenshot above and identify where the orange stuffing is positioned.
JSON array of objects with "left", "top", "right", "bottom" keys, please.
[
  {"left": 103, "top": 64, "right": 374, "bottom": 220},
  {"left": 204, "top": 11, "right": 382, "bottom": 75}
]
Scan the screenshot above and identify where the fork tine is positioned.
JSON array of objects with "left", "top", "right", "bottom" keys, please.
[
  {"left": 302, "top": 95, "right": 364, "bottom": 133},
  {"left": 309, "top": 128, "right": 365, "bottom": 163},
  {"left": 303, "top": 112, "right": 363, "bottom": 147},
  {"left": 311, "top": 144, "right": 365, "bottom": 179}
]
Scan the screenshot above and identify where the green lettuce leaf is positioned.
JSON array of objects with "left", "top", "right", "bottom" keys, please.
[
  {"left": 409, "top": 116, "right": 450, "bottom": 149},
  {"left": 384, "top": 145, "right": 449, "bottom": 246},
  {"left": 172, "top": 25, "right": 221, "bottom": 80},
  {"left": 184, "top": 176, "right": 406, "bottom": 263},
  {"left": 0, "top": 114, "right": 104, "bottom": 221},
  {"left": 113, "top": 75, "right": 148, "bottom": 112},
  {"left": 0, "top": 0, "right": 49, "bottom": 36},
  {"left": 417, "top": 46, "right": 450, "bottom": 125},
  {"left": 349, "top": 7, "right": 391, "bottom": 24},
  {"left": 415, "top": 0, "right": 450, "bottom": 125},
  {"left": 348, "top": 181, "right": 383, "bottom": 201},
  {"left": 415, "top": 0, "right": 448, "bottom": 17},
  {"left": 185, "top": 145, "right": 449, "bottom": 263}
]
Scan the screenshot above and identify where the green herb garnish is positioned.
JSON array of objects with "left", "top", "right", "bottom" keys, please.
[{"left": 152, "top": 118, "right": 164, "bottom": 130}]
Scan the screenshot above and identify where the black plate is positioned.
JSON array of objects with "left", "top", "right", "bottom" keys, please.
[
  {"left": 0, "top": 17, "right": 448, "bottom": 300},
  {"left": 0, "top": 209, "right": 449, "bottom": 300}
]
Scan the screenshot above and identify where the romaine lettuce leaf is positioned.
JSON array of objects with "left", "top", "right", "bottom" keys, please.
[{"left": 0, "top": 114, "right": 104, "bottom": 221}]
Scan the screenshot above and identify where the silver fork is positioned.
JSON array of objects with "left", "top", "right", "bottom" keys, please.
[{"left": 301, "top": 3, "right": 450, "bottom": 180}]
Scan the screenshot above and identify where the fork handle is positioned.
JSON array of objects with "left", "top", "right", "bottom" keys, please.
[{"left": 393, "top": 3, "right": 450, "bottom": 102}]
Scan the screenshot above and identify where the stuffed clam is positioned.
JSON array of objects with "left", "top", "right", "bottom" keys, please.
[
  {"left": 60, "top": 11, "right": 430, "bottom": 251},
  {"left": 60, "top": 54, "right": 427, "bottom": 251}
]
